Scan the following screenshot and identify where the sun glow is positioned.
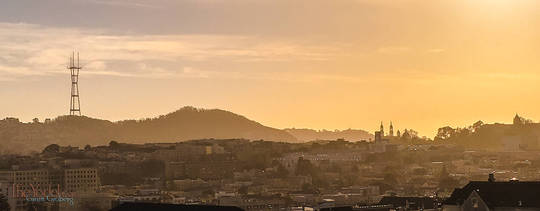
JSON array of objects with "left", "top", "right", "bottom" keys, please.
[{"left": 471, "top": 0, "right": 531, "bottom": 9}]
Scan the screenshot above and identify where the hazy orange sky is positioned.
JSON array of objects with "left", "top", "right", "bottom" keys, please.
[{"left": 1, "top": 0, "right": 540, "bottom": 137}]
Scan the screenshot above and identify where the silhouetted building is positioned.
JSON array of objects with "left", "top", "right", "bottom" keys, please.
[
  {"left": 219, "top": 196, "right": 287, "bottom": 211},
  {"left": 0, "top": 167, "right": 100, "bottom": 210},
  {"left": 164, "top": 157, "right": 234, "bottom": 180},
  {"left": 443, "top": 175, "right": 540, "bottom": 211},
  {"left": 374, "top": 132, "right": 382, "bottom": 142},
  {"left": 389, "top": 122, "right": 394, "bottom": 137},
  {"left": 380, "top": 122, "right": 384, "bottom": 137}
]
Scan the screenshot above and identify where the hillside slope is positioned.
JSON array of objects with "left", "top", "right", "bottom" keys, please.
[{"left": 0, "top": 107, "right": 297, "bottom": 153}]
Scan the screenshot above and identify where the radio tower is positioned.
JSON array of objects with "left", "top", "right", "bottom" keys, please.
[{"left": 68, "top": 52, "right": 82, "bottom": 116}]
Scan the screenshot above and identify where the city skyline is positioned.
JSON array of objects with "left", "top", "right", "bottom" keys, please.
[{"left": 2, "top": 0, "right": 540, "bottom": 136}]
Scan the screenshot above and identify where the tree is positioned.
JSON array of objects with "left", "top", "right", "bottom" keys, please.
[
  {"left": 471, "top": 120, "right": 484, "bottom": 131},
  {"left": 408, "top": 129, "right": 419, "bottom": 138},
  {"left": 435, "top": 126, "right": 455, "bottom": 141},
  {"left": 401, "top": 129, "right": 412, "bottom": 141},
  {"left": 0, "top": 194, "right": 9, "bottom": 211},
  {"left": 109, "top": 141, "right": 120, "bottom": 149},
  {"left": 43, "top": 144, "right": 60, "bottom": 154},
  {"left": 514, "top": 114, "right": 534, "bottom": 125}
]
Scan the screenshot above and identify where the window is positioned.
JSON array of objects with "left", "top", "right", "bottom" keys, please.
[{"left": 472, "top": 198, "right": 479, "bottom": 208}]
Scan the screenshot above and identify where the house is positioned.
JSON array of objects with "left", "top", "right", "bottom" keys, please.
[{"left": 443, "top": 175, "right": 540, "bottom": 211}]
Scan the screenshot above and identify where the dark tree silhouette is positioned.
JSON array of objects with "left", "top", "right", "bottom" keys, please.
[
  {"left": 43, "top": 144, "right": 60, "bottom": 153},
  {"left": 0, "top": 194, "right": 10, "bottom": 211}
]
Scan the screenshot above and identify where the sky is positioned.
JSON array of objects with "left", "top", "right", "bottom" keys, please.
[{"left": 1, "top": 0, "right": 540, "bottom": 137}]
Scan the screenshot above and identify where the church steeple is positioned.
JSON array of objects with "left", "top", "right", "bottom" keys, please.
[
  {"left": 380, "top": 121, "right": 384, "bottom": 136},
  {"left": 389, "top": 122, "right": 394, "bottom": 137}
]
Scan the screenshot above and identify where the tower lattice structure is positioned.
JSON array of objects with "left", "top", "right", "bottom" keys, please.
[{"left": 68, "top": 52, "right": 82, "bottom": 116}]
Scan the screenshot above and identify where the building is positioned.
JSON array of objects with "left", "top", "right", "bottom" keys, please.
[
  {"left": 219, "top": 195, "right": 288, "bottom": 211},
  {"left": 0, "top": 169, "right": 52, "bottom": 210},
  {"left": 64, "top": 168, "right": 100, "bottom": 193},
  {"left": 374, "top": 132, "right": 383, "bottom": 142},
  {"left": 372, "top": 131, "right": 389, "bottom": 153},
  {"left": 376, "top": 122, "right": 396, "bottom": 138},
  {"left": 164, "top": 162, "right": 186, "bottom": 180},
  {"left": 0, "top": 167, "right": 100, "bottom": 211},
  {"left": 153, "top": 143, "right": 226, "bottom": 162},
  {"left": 501, "top": 135, "right": 522, "bottom": 152},
  {"left": 443, "top": 176, "right": 540, "bottom": 211}
]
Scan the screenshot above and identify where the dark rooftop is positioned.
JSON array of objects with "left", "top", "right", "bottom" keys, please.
[{"left": 444, "top": 181, "right": 540, "bottom": 208}]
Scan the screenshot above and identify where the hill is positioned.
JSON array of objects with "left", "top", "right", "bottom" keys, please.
[
  {"left": 0, "top": 106, "right": 297, "bottom": 153},
  {"left": 284, "top": 128, "right": 373, "bottom": 142},
  {"left": 434, "top": 115, "right": 540, "bottom": 150}
]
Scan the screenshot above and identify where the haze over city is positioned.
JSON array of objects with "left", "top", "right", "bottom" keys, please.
[
  {"left": 2, "top": 0, "right": 540, "bottom": 136},
  {"left": 5, "top": 1, "right": 540, "bottom": 211}
]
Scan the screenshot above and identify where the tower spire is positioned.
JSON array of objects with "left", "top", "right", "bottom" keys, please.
[
  {"left": 380, "top": 121, "right": 384, "bottom": 136},
  {"left": 389, "top": 121, "right": 394, "bottom": 137},
  {"left": 68, "top": 52, "right": 82, "bottom": 116}
]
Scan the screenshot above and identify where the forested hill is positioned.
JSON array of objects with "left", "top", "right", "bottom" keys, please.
[
  {"left": 0, "top": 106, "right": 297, "bottom": 153},
  {"left": 434, "top": 115, "right": 540, "bottom": 150}
]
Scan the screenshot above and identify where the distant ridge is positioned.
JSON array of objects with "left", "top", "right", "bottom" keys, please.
[
  {"left": 285, "top": 128, "right": 373, "bottom": 142},
  {"left": 0, "top": 106, "right": 297, "bottom": 153}
]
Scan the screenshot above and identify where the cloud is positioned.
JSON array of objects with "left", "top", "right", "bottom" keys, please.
[
  {"left": 0, "top": 22, "right": 341, "bottom": 80},
  {"left": 377, "top": 46, "right": 411, "bottom": 54},
  {"left": 81, "top": 0, "right": 162, "bottom": 9},
  {"left": 427, "top": 48, "right": 445, "bottom": 53}
]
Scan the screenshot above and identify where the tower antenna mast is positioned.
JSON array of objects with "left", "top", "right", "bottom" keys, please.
[{"left": 68, "top": 52, "right": 82, "bottom": 116}]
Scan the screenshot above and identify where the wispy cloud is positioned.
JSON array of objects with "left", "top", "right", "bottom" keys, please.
[
  {"left": 377, "top": 46, "right": 411, "bottom": 55},
  {"left": 80, "top": 0, "right": 163, "bottom": 9},
  {"left": 0, "top": 22, "right": 341, "bottom": 80}
]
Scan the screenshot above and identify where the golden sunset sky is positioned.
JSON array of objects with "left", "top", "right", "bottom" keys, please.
[{"left": 1, "top": 0, "right": 540, "bottom": 136}]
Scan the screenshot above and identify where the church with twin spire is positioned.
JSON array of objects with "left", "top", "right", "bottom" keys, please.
[{"left": 378, "top": 121, "right": 398, "bottom": 138}]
